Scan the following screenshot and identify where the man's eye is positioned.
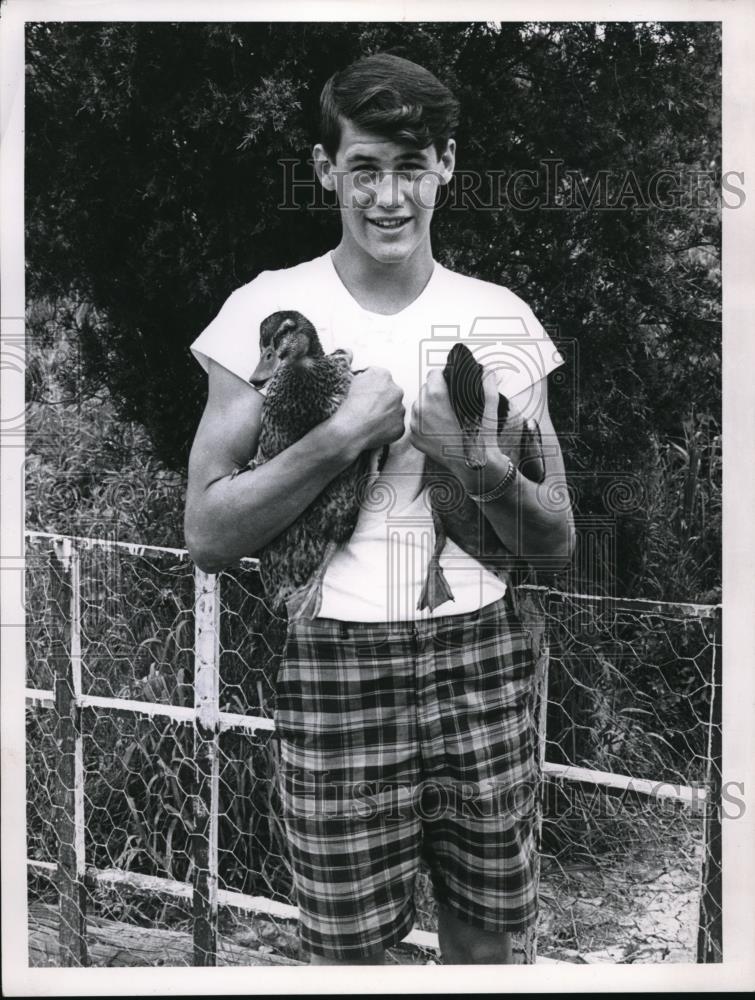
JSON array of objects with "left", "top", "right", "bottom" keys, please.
[
  {"left": 396, "top": 166, "right": 426, "bottom": 179},
  {"left": 354, "top": 168, "right": 381, "bottom": 182}
]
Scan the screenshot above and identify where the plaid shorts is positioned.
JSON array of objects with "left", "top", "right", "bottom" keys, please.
[{"left": 273, "top": 596, "right": 541, "bottom": 960}]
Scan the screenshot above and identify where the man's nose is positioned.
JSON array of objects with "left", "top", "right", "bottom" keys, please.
[{"left": 374, "top": 171, "right": 404, "bottom": 208}]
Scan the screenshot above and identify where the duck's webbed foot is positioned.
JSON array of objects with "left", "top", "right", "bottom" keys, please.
[
  {"left": 417, "top": 510, "right": 455, "bottom": 612},
  {"left": 230, "top": 457, "right": 260, "bottom": 480},
  {"left": 417, "top": 559, "right": 455, "bottom": 612}
]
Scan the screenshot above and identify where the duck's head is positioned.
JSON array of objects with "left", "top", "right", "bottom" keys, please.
[{"left": 250, "top": 311, "right": 323, "bottom": 387}]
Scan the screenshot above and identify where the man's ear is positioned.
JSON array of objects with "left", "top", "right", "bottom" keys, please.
[
  {"left": 313, "top": 143, "right": 337, "bottom": 192},
  {"left": 437, "top": 138, "right": 456, "bottom": 186}
]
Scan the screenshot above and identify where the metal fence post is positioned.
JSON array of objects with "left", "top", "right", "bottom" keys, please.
[
  {"left": 193, "top": 568, "right": 221, "bottom": 965},
  {"left": 697, "top": 606, "right": 722, "bottom": 962},
  {"left": 515, "top": 587, "right": 549, "bottom": 965},
  {"left": 50, "top": 538, "right": 88, "bottom": 966}
]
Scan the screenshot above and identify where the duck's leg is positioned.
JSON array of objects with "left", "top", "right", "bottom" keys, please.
[
  {"left": 284, "top": 539, "right": 339, "bottom": 623},
  {"left": 376, "top": 443, "right": 390, "bottom": 473},
  {"left": 517, "top": 417, "right": 546, "bottom": 484},
  {"left": 460, "top": 418, "right": 487, "bottom": 470},
  {"left": 417, "top": 509, "right": 455, "bottom": 612}
]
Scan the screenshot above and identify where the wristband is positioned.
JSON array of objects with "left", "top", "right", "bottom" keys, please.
[{"left": 466, "top": 457, "right": 517, "bottom": 503}]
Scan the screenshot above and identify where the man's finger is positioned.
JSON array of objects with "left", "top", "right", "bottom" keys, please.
[{"left": 480, "top": 367, "right": 500, "bottom": 432}]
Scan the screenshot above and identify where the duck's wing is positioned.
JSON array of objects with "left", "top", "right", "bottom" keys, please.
[
  {"left": 302, "top": 448, "right": 372, "bottom": 542},
  {"left": 284, "top": 539, "right": 342, "bottom": 622},
  {"left": 255, "top": 356, "right": 369, "bottom": 612},
  {"left": 259, "top": 521, "right": 331, "bottom": 615},
  {"left": 256, "top": 357, "right": 351, "bottom": 461},
  {"left": 260, "top": 446, "right": 369, "bottom": 616},
  {"left": 289, "top": 357, "right": 375, "bottom": 542}
]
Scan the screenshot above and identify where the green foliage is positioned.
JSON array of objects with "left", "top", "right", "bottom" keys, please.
[
  {"left": 25, "top": 21, "right": 720, "bottom": 598},
  {"left": 26, "top": 298, "right": 185, "bottom": 546},
  {"left": 633, "top": 412, "right": 721, "bottom": 602}
]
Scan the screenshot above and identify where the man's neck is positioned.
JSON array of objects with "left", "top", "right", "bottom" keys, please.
[{"left": 330, "top": 238, "right": 435, "bottom": 316}]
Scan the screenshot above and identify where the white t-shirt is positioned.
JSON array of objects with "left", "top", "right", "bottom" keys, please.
[{"left": 190, "top": 251, "right": 565, "bottom": 622}]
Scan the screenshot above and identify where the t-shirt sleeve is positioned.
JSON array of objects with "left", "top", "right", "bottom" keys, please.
[
  {"left": 189, "top": 271, "right": 278, "bottom": 390},
  {"left": 468, "top": 294, "right": 565, "bottom": 400}
]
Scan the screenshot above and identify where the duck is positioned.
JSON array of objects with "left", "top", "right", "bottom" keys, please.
[
  {"left": 417, "top": 341, "right": 546, "bottom": 613},
  {"left": 236, "top": 310, "right": 388, "bottom": 621}
]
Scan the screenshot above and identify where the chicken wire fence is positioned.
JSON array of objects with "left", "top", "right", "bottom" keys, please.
[{"left": 24, "top": 530, "right": 722, "bottom": 967}]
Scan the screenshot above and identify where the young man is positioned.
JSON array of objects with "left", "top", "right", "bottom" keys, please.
[{"left": 185, "top": 53, "right": 574, "bottom": 965}]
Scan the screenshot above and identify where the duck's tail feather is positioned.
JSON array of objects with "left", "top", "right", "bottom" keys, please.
[{"left": 284, "top": 539, "right": 339, "bottom": 623}]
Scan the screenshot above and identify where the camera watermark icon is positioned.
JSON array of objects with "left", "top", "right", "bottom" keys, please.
[{"left": 418, "top": 317, "right": 574, "bottom": 434}]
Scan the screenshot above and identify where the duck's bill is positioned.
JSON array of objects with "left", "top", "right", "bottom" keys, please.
[{"left": 249, "top": 349, "right": 278, "bottom": 387}]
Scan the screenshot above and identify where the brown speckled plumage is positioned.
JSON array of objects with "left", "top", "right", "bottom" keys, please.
[{"left": 243, "top": 311, "right": 377, "bottom": 620}]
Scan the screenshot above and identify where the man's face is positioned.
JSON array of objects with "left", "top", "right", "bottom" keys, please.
[{"left": 314, "top": 119, "right": 455, "bottom": 265}]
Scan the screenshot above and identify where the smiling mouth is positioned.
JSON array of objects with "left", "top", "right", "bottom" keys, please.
[{"left": 367, "top": 218, "right": 411, "bottom": 231}]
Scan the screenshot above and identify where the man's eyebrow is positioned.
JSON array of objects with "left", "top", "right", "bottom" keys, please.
[
  {"left": 342, "top": 149, "right": 430, "bottom": 166},
  {"left": 342, "top": 152, "right": 381, "bottom": 166}
]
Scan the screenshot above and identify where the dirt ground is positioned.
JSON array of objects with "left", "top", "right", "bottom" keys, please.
[{"left": 29, "top": 815, "right": 706, "bottom": 967}]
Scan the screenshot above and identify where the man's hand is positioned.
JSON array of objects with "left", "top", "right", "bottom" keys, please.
[
  {"left": 408, "top": 364, "right": 517, "bottom": 471},
  {"left": 333, "top": 366, "right": 406, "bottom": 452},
  {"left": 185, "top": 361, "right": 402, "bottom": 573},
  {"left": 408, "top": 363, "right": 575, "bottom": 571}
]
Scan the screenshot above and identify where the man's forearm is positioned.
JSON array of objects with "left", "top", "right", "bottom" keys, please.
[
  {"left": 186, "top": 415, "right": 364, "bottom": 573},
  {"left": 452, "top": 450, "right": 575, "bottom": 571}
]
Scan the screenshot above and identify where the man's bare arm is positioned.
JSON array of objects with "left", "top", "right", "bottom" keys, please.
[
  {"left": 184, "top": 359, "right": 404, "bottom": 573},
  {"left": 454, "top": 376, "right": 575, "bottom": 571}
]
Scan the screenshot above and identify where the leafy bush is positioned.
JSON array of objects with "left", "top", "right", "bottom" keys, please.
[{"left": 26, "top": 298, "right": 185, "bottom": 548}]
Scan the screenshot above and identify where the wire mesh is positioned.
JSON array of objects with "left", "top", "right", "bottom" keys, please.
[
  {"left": 536, "top": 587, "right": 721, "bottom": 963},
  {"left": 24, "top": 532, "right": 722, "bottom": 967}
]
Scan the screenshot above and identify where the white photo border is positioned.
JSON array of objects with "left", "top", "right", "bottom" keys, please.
[{"left": 2, "top": 1, "right": 752, "bottom": 994}]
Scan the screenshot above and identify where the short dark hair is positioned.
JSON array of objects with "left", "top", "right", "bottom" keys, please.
[{"left": 319, "top": 52, "right": 460, "bottom": 161}]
